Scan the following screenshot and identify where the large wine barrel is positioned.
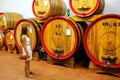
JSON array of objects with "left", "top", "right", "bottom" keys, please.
[
  {"left": 84, "top": 14, "right": 120, "bottom": 68},
  {"left": 4, "top": 30, "right": 16, "bottom": 50},
  {"left": 0, "top": 12, "right": 23, "bottom": 30},
  {"left": 40, "top": 16, "right": 86, "bottom": 60},
  {"left": 32, "top": 0, "right": 66, "bottom": 19},
  {"left": 69, "top": 0, "right": 105, "bottom": 17},
  {"left": 0, "top": 30, "right": 4, "bottom": 47},
  {"left": 14, "top": 18, "right": 43, "bottom": 52}
]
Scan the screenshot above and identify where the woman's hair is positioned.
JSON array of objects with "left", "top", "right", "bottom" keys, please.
[
  {"left": 21, "top": 26, "right": 27, "bottom": 35},
  {"left": 21, "top": 26, "right": 28, "bottom": 42}
]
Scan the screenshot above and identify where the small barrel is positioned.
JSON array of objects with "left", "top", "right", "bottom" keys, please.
[
  {"left": 84, "top": 14, "right": 120, "bottom": 68},
  {"left": 4, "top": 30, "right": 16, "bottom": 50},
  {"left": 69, "top": 0, "right": 105, "bottom": 17},
  {"left": 14, "top": 18, "right": 44, "bottom": 52},
  {"left": 40, "top": 16, "right": 86, "bottom": 60},
  {"left": 0, "top": 12, "right": 23, "bottom": 30},
  {"left": 0, "top": 30, "right": 4, "bottom": 47},
  {"left": 32, "top": 0, "right": 66, "bottom": 19}
]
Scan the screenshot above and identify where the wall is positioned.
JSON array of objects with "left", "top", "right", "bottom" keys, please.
[{"left": 0, "top": 0, "right": 120, "bottom": 18}]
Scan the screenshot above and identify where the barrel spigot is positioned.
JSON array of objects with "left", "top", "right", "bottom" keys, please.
[
  {"left": 102, "top": 54, "right": 117, "bottom": 68},
  {"left": 54, "top": 49, "right": 64, "bottom": 58}
]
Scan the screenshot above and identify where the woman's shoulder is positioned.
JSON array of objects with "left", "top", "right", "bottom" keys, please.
[
  {"left": 22, "top": 35, "right": 27, "bottom": 37},
  {"left": 22, "top": 35, "right": 27, "bottom": 39}
]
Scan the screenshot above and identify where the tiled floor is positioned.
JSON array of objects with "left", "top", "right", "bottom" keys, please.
[{"left": 0, "top": 51, "right": 120, "bottom": 80}]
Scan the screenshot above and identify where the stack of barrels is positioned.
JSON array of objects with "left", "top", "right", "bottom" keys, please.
[
  {"left": 31, "top": 0, "right": 90, "bottom": 66},
  {"left": 1, "top": 0, "right": 120, "bottom": 69},
  {"left": 0, "top": 12, "right": 23, "bottom": 51},
  {"left": 68, "top": 0, "right": 120, "bottom": 68},
  {"left": 69, "top": 0, "right": 120, "bottom": 68},
  {"left": 32, "top": 0, "right": 120, "bottom": 68}
]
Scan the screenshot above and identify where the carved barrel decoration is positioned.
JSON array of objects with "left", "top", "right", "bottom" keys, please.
[{"left": 40, "top": 16, "right": 85, "bottom": 60}]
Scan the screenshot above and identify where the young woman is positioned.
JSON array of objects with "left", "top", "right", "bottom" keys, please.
[{"left": 21, "top": 26, "right": 33, "bottom": 77}]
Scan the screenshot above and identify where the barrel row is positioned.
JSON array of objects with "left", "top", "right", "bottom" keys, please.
[
  {"left": 1, "top": 0, "right": 120, "bottom": 68},
  {"left": 15, "top": 14, "right": 120, "bottom": 68},
  {"left": 1, "top": 12, "right": 120, "bottom": 68},
  {"left": 32, "top": 0, "right": 105, "bottom": 19},
  {"left": 0, "top": 17, "right": 43, "bottom": 52},
  {"left": 0, "top": 12, "right": 23, "bottom": 51}
]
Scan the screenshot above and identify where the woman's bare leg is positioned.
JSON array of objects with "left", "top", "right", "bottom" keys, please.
[
  {"left": 25, "top": 61, "right": 30, "bottom": 77},
  {"left": 28, "top": 61, "right": 30, "bottom": 74}
]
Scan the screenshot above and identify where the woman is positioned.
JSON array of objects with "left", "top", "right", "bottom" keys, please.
[{"left": 21, "top": 26, "right": 33, "bottom": 77}]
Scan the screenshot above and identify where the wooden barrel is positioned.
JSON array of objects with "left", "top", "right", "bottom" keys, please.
[
  {"left": 0, "top": 12, "right": 23, "bottom": 30},
  {"left": 69, "top": 0, "right": 105, "bottom": 17},
  {"left": 32, "top": 0, "right": 66, "bottom": 19},
  {"left": 40, "top": 16, "right": 86, "bottom": 60},
  {"left": 4, "top": 30, "right": 16, "bottom": 50},
  {"left": 84, "top": 14, "right": 120, "bottom": 68},
  {"left": 14, "top": 18, "right": 43, "bottom": 52},
  {"left": 0, "top": 30, "right": 4, "bottom": 47}
]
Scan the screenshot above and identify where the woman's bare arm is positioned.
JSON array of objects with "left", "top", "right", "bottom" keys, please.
[{"left": 22, "top": 35, "right": 30, "bottom": 57}]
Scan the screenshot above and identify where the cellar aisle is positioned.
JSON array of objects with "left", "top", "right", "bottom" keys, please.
[{"left": 0, "top": 51, "right": 119, "bottom": 80}]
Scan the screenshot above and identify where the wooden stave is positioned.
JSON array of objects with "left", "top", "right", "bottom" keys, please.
[
  {"left": 0, "top": 30, "right": 4, "bottom": 47},
  {"left": 95, "top": 0, "right": 105, "bottom": 14}
]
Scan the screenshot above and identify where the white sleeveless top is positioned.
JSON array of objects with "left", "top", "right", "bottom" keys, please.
[{"left": 22, "top": 35, "right": 32, "bottom": 61}]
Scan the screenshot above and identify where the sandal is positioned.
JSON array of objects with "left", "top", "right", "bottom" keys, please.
[
  {"left": 29, "top": 71, "right": 33, "bottom": 75},
  {"left": 26, "top": 74, "right": 32, "bottom": 78}
]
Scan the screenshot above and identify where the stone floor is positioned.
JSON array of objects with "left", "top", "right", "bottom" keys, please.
[{"left": 0, "top": 51, "right": 120, "bottom": 80}]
